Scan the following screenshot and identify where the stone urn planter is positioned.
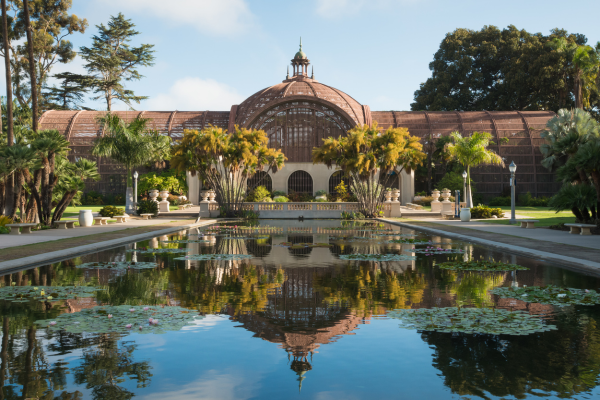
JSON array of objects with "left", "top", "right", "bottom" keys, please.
[
  {"left": 441, "top": 188, "right": 451, "bottom": 202},
  {"left": 460, "top": 208, "right": 471, "bottom": 222},
  {"left": 431, "top": 189, "right": 442, "bottom": 212},
  {"left": 384, "top": 190, "right": 392, "bottom": 203},
  {"left": 208, "top": 190, "right": 216, "bottom": 202},
  {"left": 200, "top": 190, "right": 210, "bottom": 203},
  {"left": 149, "top": 189, "right": 159, "bottom": 203},
  {"left": 392, "top": 189, "right": 400, "bottom": 203},
  {"left": 432, "top": 190, "right": 440, "bottom": 202},
  {"left": 78, "top": 210, "right": 93, "bottom": 227},
  {"left": 159, "top": 190, "right": 169, "bottom": 202},
  {"left": 158, "top": 191, "right": 170, "bottom": 213}
]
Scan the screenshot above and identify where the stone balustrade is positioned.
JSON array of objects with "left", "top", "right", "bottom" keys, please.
[{"left": 198, "top": 202, "right": 401, "bottom": 219}]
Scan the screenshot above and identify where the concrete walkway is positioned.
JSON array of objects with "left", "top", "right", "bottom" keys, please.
[
  {"left": 0, "top": 217, "right": 186, "bottom": 249},
  {"left": 416, "top": 218, "right": 600, "bottom": 250}
]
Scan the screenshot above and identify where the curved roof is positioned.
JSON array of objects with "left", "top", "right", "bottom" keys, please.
[{"left": 234, "top": 77, "right": 366, "bottom": 127}]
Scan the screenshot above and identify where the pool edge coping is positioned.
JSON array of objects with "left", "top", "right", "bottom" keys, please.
[
  {"left": 0, "top": 219, "right": 219, "bottom": 273},
  {"left": 378, "top": 218, "right": 600, "bottom": 276}
]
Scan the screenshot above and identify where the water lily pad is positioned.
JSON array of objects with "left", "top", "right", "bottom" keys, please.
[
  {"left": 374, "top": 233, "right": 417, "bottom": 237},
  {"left": 339, "top": 253, "right": 417, "bottom": 261},
  {"left": 437, "top": 260, "right": 528, "bottom": 271},
  {"left": 160, "top": 239, "right": 211, "bottom": 243},
  {"left": 406, "top": 247, "right": 465, "bottom": 255},
  {"left": 35, "top": 305, "right": 203, "bottom": 334},
  {"left": 387, "top": 239, "right": 438, "bottom": 244},
  {"left": 387, "top": 307, "right": 556, "bottom": 335},
  {"left": 0, "top": 285, "right": 100, "bottom": 303},
  {"left": 127, "top": 248, "right": 189, "bottom": 254},
  {"left": 491, "top": 285, "right": 600, "bottom": 306},
  {"left": 174, "top": 254, "right": 253, "bottom": 261},
  {"left": 77, "top": 261, "right": 158, "bottom": 270}
]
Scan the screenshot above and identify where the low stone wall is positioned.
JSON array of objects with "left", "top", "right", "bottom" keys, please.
[{"left": 198, "top": 202, "right": 401, "bottom": 219}]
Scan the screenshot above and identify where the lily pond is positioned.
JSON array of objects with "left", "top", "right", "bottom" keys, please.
[{"left": 2, "top": 219, "right": 600, "bottom": 400}]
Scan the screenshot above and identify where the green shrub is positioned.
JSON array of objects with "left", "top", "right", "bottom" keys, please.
[
  {"left": 415, "top": 191, "right": 427, "bottom": 196},
  {"left": 99, "top": 205, "right": 125, "bottom": 218},
  {"left": 471, "top": 204, "right": 505, "bottom": 219},
  {"left": 341, "top": 211, "right": 365, "bottom": 220},
  {"left": 488, "top": 196, "right": 511, "bottom": 206},
  {"left": 0, "top": 226, "right": 9, "bottom": 234},
  {"left": 316, "top": 198, "right": 327, "bottom": 202},
  {"left": 247, "top": 185, "right": 271, "bottom": 202},
  {"left": 519, "top": 192, "right": 549, "bottom": 207},
  {"left": 315, "top": 190, "right": 328, "bottom": 196},
  {"left": 274, "top": 196, "right": 289, "bottom": 202},
  {"left": 82, "top": 191, "right": 104, "bottom": 205},
  {"left": 137, "top": 200, "right": 158, "bottom": 217},
  {"left": 262, "top": 197, "right": 273, "bottom": 202},
  {"left": 272, "top": 190, "right": 286, "bottom": 197}
]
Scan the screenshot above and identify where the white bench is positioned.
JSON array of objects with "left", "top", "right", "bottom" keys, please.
[
  {"left": 441, "top": 212, "right": 455, "bottom": 220},
  {"left": 564, "top": 223, "right": 596, "bottom": 236},
  {"left": 54, "top": 220, "right": 76, "bottom": 229},
  {"left": 519, "top": 220, "right": 539, "bottom": 229},
  {"left": 93, "top": 217, "right": 110, "bottom": 225},
  {"left": 5, "top": 223, "right": 37, "bottom": 235},
  {"left": 114, "top": 215, "right": 130, "bottom": 223},
  {"left": 140, "top": 213, "right": 154, "bottom": 220}
]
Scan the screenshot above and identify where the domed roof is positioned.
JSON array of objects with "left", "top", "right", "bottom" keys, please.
[
  {"left": 234, "top": 78, "right": 366, "bottom": 127},
  {"left": 294, "top": 38, "right": 307, "bottom": 60}
]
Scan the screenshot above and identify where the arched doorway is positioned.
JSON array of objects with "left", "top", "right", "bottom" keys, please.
[
  {"left": 247, "top": 171, "right": 272, "bottom": 192},
  {"left": 288, "top": 171, "right": 313, "bottom": 195},
  {"left": 329, "top": 171, "right": 353, "bottom": 194}
]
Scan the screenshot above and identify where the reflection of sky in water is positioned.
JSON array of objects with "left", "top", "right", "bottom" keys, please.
[{"left": 2, "top": 219, "right": 600, "bottom": 399}]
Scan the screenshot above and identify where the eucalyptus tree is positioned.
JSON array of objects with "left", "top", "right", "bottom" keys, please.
[
  {"left": 312, "top": 123, "right": 425, "bottom": 217},
  {"left": 171, "top": 125, "right": 286, "bottom": 218},
  {"left": 92, "top": 113, "right": 171, "bottom": 213},
  {"left": 445, "top": 131, "right": 505, "bottom": 208},
  {"left": 80, "top": 13, "right": 154, "bottom": 111}
]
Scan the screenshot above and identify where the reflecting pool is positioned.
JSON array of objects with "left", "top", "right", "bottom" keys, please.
[{"left": 1, "top": 219, "right": 600, "bottom": 399}]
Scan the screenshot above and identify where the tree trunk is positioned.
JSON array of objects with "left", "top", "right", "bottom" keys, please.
[
  {"left": 0, "top": 177, "right": 4, "bottom": 216},
  {"left": 9, "top": 171, "right": 22, "bottom": 221},
  {"left": 574, "top": 71, "right": 583, "bottom": 109},
  {"left": 21, "top": 327, "right": 35, "bottom": 399},
  {"left": 466, "top": 165, "right": 473, "bottom": 208},
  {"left": 590, "top": 170, "right": 600, "bottom": 226},
  {"left": 51, "top": 191, "right": 76, "bottom": 224},
  {"left": 426, "top": 149, "right": 433, "bottom": 195},
  {"left": 23, "top": 0, "right": 38, "bottom": 133},
  {"left": 2, "top": 0, "right": 14, "bottom": 217}
]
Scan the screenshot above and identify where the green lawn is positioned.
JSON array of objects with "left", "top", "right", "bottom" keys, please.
[
  {"left": 483, "top": 207, "right": 575, "bottom": 227},
  {"left": 60, "top": 205, "right": 180, "bottom": 218}
]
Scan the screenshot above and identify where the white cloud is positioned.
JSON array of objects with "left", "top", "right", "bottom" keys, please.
[
  {"left": 140, "top": 370, "right": 258, "bottom": 400},
  {"left": 98, "top": 0, "right": 255, "bottom": 36},
  {"left": 144, "top": 77, "right": 244, "bottom": 111}
]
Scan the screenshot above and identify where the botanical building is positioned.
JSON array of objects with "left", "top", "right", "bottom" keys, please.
[{"left": 39, "top": 42, "right": 558, "bottom": 203}]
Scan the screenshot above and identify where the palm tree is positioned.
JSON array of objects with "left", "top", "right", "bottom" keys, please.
[
  {"left": 51, "top": 158, "right": 101, "bottom": 223},
  {"left": 549, "top": 37, "right": 600, "bottom": 109},
  {"left": 92, "top": 113, "right": 171, "bottom": 213},
  {"left": 568, "top": 137, "right": 600, "bottom": 224},
  {"left": 446, "top": 131, "right": 504, "bottom": 208},
  {"left": 0, "top": 144, "right": 37, "bottom": 220},
  {"left": 30, "top": 129, "right": 71, "bottom": 225}
]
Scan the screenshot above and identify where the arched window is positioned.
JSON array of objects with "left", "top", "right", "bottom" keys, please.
[
  {"left": 249, "top": 101, "right": 354, "bottom": 162},
  {"left": 247, "top": 171, "right": 272, "bottom": 192},
  {"left": 288, "top": 171, "right": 313, "bottom": 195},
  {"left": 329, "top": 171, "right": 353, "bottom": 194}
]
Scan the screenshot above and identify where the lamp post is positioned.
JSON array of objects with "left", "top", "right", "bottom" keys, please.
[
  {"left": 509, "top": 161, "right": 517, "bottom": 224},
  {"left": 133, "top": 171, "right": 138, "bottom": 214},
  {"left": 462, "top": 170, "right": 467, "bottom": 207}
]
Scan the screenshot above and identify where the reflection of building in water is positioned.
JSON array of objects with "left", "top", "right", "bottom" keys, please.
[{"left": 231, "top": 267, "right": 367, "bottom": 392}]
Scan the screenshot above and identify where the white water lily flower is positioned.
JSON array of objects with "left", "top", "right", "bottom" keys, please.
[{"left": 557, "top": 294, "right": 567, "bottom": 298}]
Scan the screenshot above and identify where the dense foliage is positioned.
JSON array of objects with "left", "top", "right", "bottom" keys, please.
[
  {"left": 412, "top": 26, "right": 600, "bottom": 118},
  {"left": 171, "top": 125, "right": 285, "bottom": 218},
  {"left": 313, "top": 123, "right": 425, "bottom": 217}
]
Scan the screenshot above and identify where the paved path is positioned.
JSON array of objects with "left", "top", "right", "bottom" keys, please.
[
  {"left": 0, "top": 218, "right": 183, "bottom": 249},
  {"left": 415, "top": 218, "right": 600, "bottom": 250}
]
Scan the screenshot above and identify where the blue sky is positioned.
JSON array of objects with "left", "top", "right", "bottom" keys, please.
[{"left": 9, "top": 0, "right": 600, "bottom": 111}]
